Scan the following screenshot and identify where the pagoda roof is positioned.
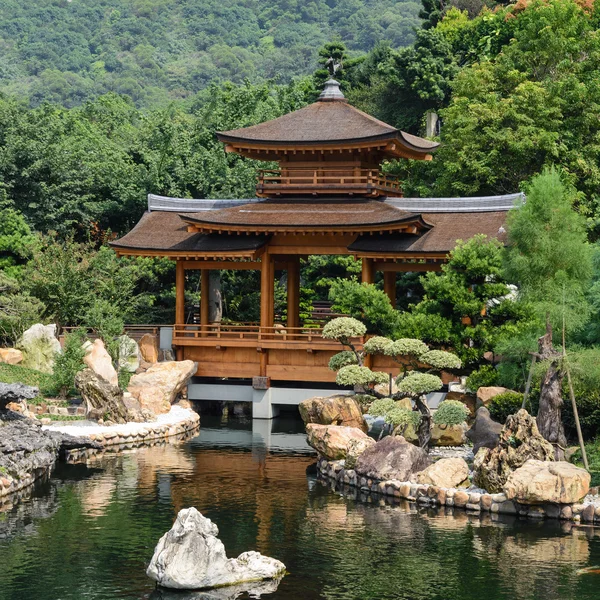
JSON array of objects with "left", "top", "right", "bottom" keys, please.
[
  {"left": 179, "top": 199, "right": 430, "bottom": 233},
  {"left": 217, "top": 80, "right": 438, "bottom": 158}
]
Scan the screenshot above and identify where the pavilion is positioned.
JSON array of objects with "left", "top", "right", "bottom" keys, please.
[{"left": 112, "top": 79, "right": 521, "bottom": 395}]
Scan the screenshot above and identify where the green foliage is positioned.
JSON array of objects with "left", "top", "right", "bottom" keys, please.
[
  {"left": 396, "top": 372, "right": 443, "bottom": 396},
  {"left": 368, "top": 398, "right": 397, "bottom": 416},
  {"left": 0, "top": 363, "right": 55, "bottom": 397},
  {"left": 432, "top": 399, "right": 469, "bottom": 425},
  {"left": 0, "top": 273, "right": 45, "bottom": 345},
  {"left": 336, "top": 365, "right": 389, "bottom": 387},
  {"left": 385, "top": 406, "right": 421, "bottom": 429},
  {"left": 488, "top": 392, "right": 524, "bottom": 424},
  {"left": 322, "top": 317, "right": 367, "bottom": 344},
  {"left": 504, "top": 167, "right": 593, "bottom": 333},
  {"left": 329, "top": 280, "right": 400, "bottom": 336},
  {"left": 420, "top": 349, "right": 462, "bottom": 370},
  {"left": 0, "top": 208, "right": 36, "bottom": 277},
  {"left": 51, "top": 329, "right": 87, "bottom": 398},
  {"left": 0, "top": 0, "right": 421, "bottom": 108},
  {"left": 328, "top": 351, "right": 359, "bottom": 372},
  {"left": 466, "top": 364, "right": 499, "bottom": 392},
  {"left": 118, "top": 369, "right": 133, "bottom": 391},
  {"left": 573, "top": 437, "right": 600, "bottom": 486}
]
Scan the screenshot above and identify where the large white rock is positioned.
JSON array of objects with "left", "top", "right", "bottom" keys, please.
[
  {"left": 117, "top": 335, "right": 140, "bottom": 373},
  {"left": 504, "top": 459, "right": 591, "bottom": 505},
  {"left": 147, "top": 507, "right": 286, "bottom": 590},
  {"left": 84, "top": 338, "right": 118, "bottom": 386},
  {"left": 416, "top": 457, "right": 470, "bottom": 488},
  {"left": 18, "top": 323, "right": 61, "bottom": 373},
  {"left": 127, "top": 360, "right": 197, "bottom": 415}
]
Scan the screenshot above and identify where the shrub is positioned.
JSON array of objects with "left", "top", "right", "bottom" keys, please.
[
  {"left": 466, "top": 365, "right": 499, "bottom": 392},
  {"left": 385, "top": 406, "right": 421, "bottom": 430},
  {"left": 0, "top": 363, "right": 55, "bottom": 397},
  {"left": 51, "top": 328, "right": 87, "bottom": 398},
  {"left": 368, "top": 398, "right": 396, "bottom": 416},
  {"left": 363, "top": 336, "right": 393, "bottom": 354},
  {"left": 433, "top": 400, "right": 470, "bottom": 426},
  {"left": 322, "top": 317, "right": 366, "bottom": 344},
  {"left": 328, "top": 351, "right": 358, "bottom": 371},
  {"left": 396, "top": 372, "right": 443, "bottom": 396},
  {"left": 353, "top": 393, "right": 377, "bottom": 407},
  {"left": 420, "top": 350, "right": 462, "bottom": 370},
  {"left": 386, "top": 338, "right": 428, "bottom": 358},
  {"left": 335, "top": 365, "right": 388, "bottom": 387},
  {"left": 488, "top": 391, "right": 524, "bottom": 424}
]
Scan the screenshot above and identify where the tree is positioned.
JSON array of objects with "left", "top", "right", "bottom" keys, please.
[
  {"left": 0, "top": 207, "right": 37, "bottom": 278},
  {"left": 323, "top": 317, "right": 461, "bottom": 447},
  {"left": 0, "top": 273, "right": 45, "bottom": 346}
]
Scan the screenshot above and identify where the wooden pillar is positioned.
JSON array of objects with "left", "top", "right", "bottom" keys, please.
[
  {"left": 361, "top": 257, "right": 374, "bottom": 284},
  {"left": 384, "top": 271, "right": 396, "bottom": 308},
  {"left": 175, "top": 260, "right": 185, "bottom": 325},
  {"left": 260, "top": 253, "right": 274, "bottom": 329},
  {"left": 200, "top": 269, "right": 209, "bottom": 331},
  {"left": 287, "top": 258, "right": 300, "bottom": 329}
]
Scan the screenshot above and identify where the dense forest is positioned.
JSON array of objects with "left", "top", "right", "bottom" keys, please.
[{"left": 0, "top": 0, "right": 421, "bottom": 107}]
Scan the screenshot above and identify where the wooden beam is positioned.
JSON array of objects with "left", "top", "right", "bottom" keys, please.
[
  {"left": 373, "top": 261, "right": 444, "bottom": 272},
  {"left": 384, "top": 271, "right": 396, "bottom": 308},
  {"left": 362, "top": 257, "right": 375, "bottom": 284},
  {"left": 287, "top": 258, "right": 300, "bottom": 328},
  {"left": 175, "top": 261, "right": 185, "bottom": 325},
  {"left": 182, "top": 260, "right": 260, "bottom": 270},
  {"left": 200, "top": 270, "right": 209, "bottom": 327}
]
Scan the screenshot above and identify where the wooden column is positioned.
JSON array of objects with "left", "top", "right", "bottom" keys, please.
[
  {"left": 287, "top": 258, "right": 300, "bottom": 329},
  {"left": 200, "top": 269, "right": 210, "bottom": 331},
  {"left": 175, "top": 260, "right": 185, "bottom": 325},
  {"left": 384, "top": 271, "right": 396, "bottom": 307},
  {"left": 361, "top": 257, "right": 374, "bottom": 284},
  {"left": 260, "top": 253, "right": 274, "bottom": 329}
]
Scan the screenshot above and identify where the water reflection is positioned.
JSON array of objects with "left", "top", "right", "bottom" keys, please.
[
  {"left": 0, "top": 415, "right": 599, "bottom": 600},
  {"left": 148, "top": 579, "right": 282, "bottom": 600}
]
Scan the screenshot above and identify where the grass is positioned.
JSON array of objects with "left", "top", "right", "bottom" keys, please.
[
  {"left": 0, "top": 363, "right": 56, "bottom": 397},
  {"left": 43, "top": 414, "right": 85, "bottom": 422},
  {"left": 573, "top": 438, "right": 600, "bottom": 487}
]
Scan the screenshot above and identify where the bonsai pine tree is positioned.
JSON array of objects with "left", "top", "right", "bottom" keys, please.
[{"left": 323, "top": 317, "right": 461, "bottom": 447}]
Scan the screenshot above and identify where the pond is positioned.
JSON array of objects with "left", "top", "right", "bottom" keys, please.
[{"left": 1, "top": 413, "right": 600, "bottom": 600}]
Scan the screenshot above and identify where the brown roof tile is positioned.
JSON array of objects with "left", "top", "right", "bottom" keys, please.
[
  {"left": 180, "top": 199, "right": 428, "bottom": 230},
  {"left": 348, "top": 212, "right": 508, "bottom": 254},
  {"left": 217, "top": 101, "right": 439, "bottom": 153}
]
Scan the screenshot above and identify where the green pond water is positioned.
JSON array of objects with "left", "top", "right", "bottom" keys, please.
[{"left": 1, "top": 413, "right": 600, "bottom": 600}]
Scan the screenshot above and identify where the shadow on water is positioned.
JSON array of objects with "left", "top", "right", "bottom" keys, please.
[{"left": 1, "top": 412, "right": 600, "bottom": 600}]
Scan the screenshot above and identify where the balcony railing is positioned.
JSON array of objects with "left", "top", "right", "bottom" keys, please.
[{"left": 256, "top": 168, "right": 402, "bottom": 197}]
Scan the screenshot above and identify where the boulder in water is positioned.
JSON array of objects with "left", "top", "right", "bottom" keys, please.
[
  {"left": 146, "top": 507, "right": 286, "bottom": 590},
  {"left": 416, "top": 457, "right": 470, "bottom": 488},
  {"left": 473, "top": 409, "right": 554, "bottom": 493},
  {"left": 305, "top": 424, "right": 371, "bottom": 460},
  {"left": 299, "top": 395, "right": 366, "bottom": 432},
  {"left": 355, "top": 435, "right": 431, "bottom": 482}
]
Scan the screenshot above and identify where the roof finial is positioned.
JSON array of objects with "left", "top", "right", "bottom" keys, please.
[{"left": 318, "top": 78, "right": 346, "bottom": 102}]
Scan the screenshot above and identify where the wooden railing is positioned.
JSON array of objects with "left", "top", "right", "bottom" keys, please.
[
  {"left": 172, "top": 323, "right": 362, "bottom": 345},
  {"left": 256, "top": 168, "right": 402, "bottom": 196}
]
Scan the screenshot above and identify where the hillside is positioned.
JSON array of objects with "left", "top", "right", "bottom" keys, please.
[{"left": 0, "top": 0, "right": 421, "bottom": 107}]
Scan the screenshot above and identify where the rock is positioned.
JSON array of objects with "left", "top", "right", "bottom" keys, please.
[
  {"left": 0, "top": 383, "right": 39, "bottom": 410},
  {"left": 299, "top": 395, "right": 367, "bottom": 432},
  {"left": 17, "top": 323, "right": 61, "bottom": 374},
  {"left": 430, "top": 422, "right": 468, "bottom": 446},
  {"left": 84, "top": 339, "right": 118, "bottom": 386},
  {"left": 117, "top": 335, "right": 140, "bottom": 373},
  {"left": 473, "top": 409, "right": 555, "bottom": 493},
  {"left": 139, "top": 333, "right": 159, "bottom": 364},
  {"left": 466, "top": 407, "right": 503, "bottom": 454},
  {"left": 504, "top": 460, "right": 591, "bottom": 504},
  {"left": 74, "top": 368, "right": 129, "bottom": 424},
  {"left": 0, "top": 348, "right": 23, "bottom": 365},
  {"left": 305, "top": 424, "right": 371, "bottom": 460},
  {"left": 127, "top": 361, "right": 197, "bottom": 415},
  {"left": 565, "top": 446, "right": 580, "bottom": 463},
  {"left": 476, "top": 386, "right": 508, "bottom": 407},
  {"left": 374, "top": 380, "right": 401, "bottom": 397},
  {"left": 345, "top": 436, "right": 376, "bottom": 469},
  {"left": 416, "top": 458, "right": 470, "bottom": 488},
  {"left": 146, "top": 507, "right": 286, "bottom": 590},
  {"left": 355, "top": 436, "right": 432, "bottom": 482}
]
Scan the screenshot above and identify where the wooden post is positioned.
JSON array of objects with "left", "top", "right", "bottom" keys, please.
[
  {"left": 383, "top": 271, "right": 396, "bottom": 307},
  {"left": 287, "top": 258, "right": 300, "bottom": 329},
  {"left": 175, "top": 260, "right": 185, "bottom": 325},
  {"left": 261, "top": 252, "right": 273, "bottom": 330},
  {"left": 200, "top": 270, "right": 209, "bottom": 332},
  {"left": 361, "top": 257, "right": 374, "bottom": 284}
]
